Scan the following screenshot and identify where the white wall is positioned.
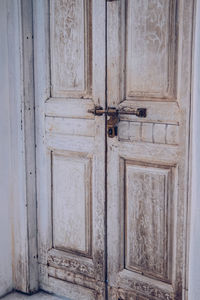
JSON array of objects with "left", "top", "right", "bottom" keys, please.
[
  {"left": 188, "top": 1, "right": 200, "bottom": 299},
  {"left": 0, "top": 0, "right": 13, "bottom": 296}
]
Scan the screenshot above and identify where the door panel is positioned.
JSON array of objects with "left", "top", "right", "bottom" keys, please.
[
  {"left": 124, "top": 161, "right": 174, "bottom": 282},
  {"left": 52, "top": 152, "right": 92, "bottom": 255},
  {"left": 50, "top": 0, "right": 92, "bottom": 98},
  {"left": 107, "top": 0, "right": 193, "bottom": 299},
  {"left": 34, "top": 0, "right": 106, "bottom": 299},
  {"left": 126, "top": 0, "right": 176, "bottom": 100}
]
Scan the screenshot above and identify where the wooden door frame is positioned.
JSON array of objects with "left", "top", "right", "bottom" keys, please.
[
  {"left": 188, "top": 0, "right": 200, "bottom": 299},
  {"left": 7, "top": 0, "right": 199, "bottom": 298},
  {"left": 6, "top": 0, "right": 38, "bottom": 294}
]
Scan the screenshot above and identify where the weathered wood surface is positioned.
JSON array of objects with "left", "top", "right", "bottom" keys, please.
[
  {"left": 126, "top": 0, "right": 176, "bottom": 100},
  {"left": 0, "top": 1, "right": 13, "bottom": 296},
  {"left": 34, "top": 0, "right": 194, "bottom": 299},
  {"left": 34, "top": 0, "right": 106, "bottom": 298},
  {"left": 107, "top": 0, "right": 194, "bottom": 299},
  {"left": 3, "top": 0, "right": 38, "bottom": 294}
]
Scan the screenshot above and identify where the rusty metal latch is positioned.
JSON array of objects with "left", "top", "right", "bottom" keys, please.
[
  {"left": 88, "top": 106, "right": 146, "bottom": 117},
  {"left": 88, "top": 106, "right": 147, "bottom": 138}
]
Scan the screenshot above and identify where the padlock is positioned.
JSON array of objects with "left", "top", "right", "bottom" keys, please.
[{"left": 107, "top": 115, "right": 119, "bottom": 138}]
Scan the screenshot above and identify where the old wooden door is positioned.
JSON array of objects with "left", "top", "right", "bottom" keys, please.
[
  {"left": 34, "top": 0, "right": 194, "bottom": 300},
  {"left": 107, "top": 1, "right": 193, "bottom": 300},
  {"left": 34, "top": 0, "right": 106, "bottom": 299}
]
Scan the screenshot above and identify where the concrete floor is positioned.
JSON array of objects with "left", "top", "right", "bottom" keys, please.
[{"left": 1, "top": 292, "right": 70, "bottom": 300}]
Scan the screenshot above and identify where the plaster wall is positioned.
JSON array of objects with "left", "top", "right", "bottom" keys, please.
[
  {"left": 188, "top": 0, "right": 200, "bottom": 299},
  {"left": 0, "top": 0, "right": 13, "bottom": 296}
]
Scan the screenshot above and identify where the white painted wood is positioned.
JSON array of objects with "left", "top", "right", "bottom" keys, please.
[
  {"left": 1, "top": 0, "right": 38, "bottom": 294},
  {"left": 125, "top": 164, "right": 172, "bottom": 281},
  {"left": 166, "top": 125, "right": 179, "bottom": 145},
  {"left": 0, "top": 1, "right": 13, "bottom": 296},
  {"left": 41, "top": 276, "right": 98, "bottom": 300},
  {"left": 46, "top": 134, "right": 94, "bottom": 153},
  {"left": 20, "top": 0, "right": 38, "bottom": 291},
  {"left": 47, "top": 248, "right": 95, "bottom": 278},
  {"left": 45, "top": 98, "right": 94, "bottom": 119},
  {"left": 50, "top": 0, "right": 92, "bottom": 98},
  {"left": 31, "top": 1, "right": 196, "bottom": 299},
  {"left": 6, "top": 0, "right": 29, "bottom": 292},
  {"left": 188, "top": 0, "right": 200, "bottom": 299},
  {"left": 141, "top": 123, "right": 153, "bottom": 143},
  {"left": 52, "top": 153, "right": 92, "bottom": 254},
  {"left": 126, "top": 0, "right": 176, "bottom": 100},
  {"left": 118, "top": 100, "right": 180, "bottom": 124},
  {"left": 129, "top": 122, "right": 141, "bottom": 142},
  {"left": 6, "top": 0, "right": 39, "bottom": 292},
  {"left": 45, "top": 117, "right": 95, "bottom": 137},
  {"left": 107, "top": 1, "right": 194, "bottom": 299},
  {"left": 153, "top": 124, "right": 166, "bottom": 144},
  {"left": 34, "top": 1, "right": 106, "bottom": 299}
]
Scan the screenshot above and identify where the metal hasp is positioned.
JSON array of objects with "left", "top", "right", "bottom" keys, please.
[{"left": 88, "top": 106, "right": 147, "bottom": 138}]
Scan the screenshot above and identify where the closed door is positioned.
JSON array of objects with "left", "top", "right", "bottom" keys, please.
[
  {"left": 34, "top": 1, "right": 106, "bottom": 299},
  {"left": 34, "top": 1, "right": 194, "bottom": 300}
]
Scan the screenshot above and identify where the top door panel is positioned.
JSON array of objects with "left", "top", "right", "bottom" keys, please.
[
  {"left": 50, "top": 0, "right": 92, "bottom": 98},
  {"left": 126, "top": 0, "right": 177, "bottom": 101}
]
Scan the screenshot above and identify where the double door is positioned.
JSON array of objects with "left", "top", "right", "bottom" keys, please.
[{"left": 34, "top": 1, "right": 193, "bottom": 299}]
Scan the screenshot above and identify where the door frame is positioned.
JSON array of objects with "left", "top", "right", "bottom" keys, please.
[
  {"left": 7, "top": 0, "right": 199, "bottom": 298},
  {"left": 5, "top": 0, "right": 38, "bottom": 294},
  {"left": 188, "top": 0, "right": 200, "bottom": 298}
]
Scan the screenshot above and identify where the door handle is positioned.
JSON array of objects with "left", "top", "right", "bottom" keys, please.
[{"left": 88, "top": 106, "right": 147, "bottom": 138}]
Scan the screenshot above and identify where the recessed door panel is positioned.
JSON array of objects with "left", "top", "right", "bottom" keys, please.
[
  {"left": 126, "top": 0, "right": 176, "bottom": 99},
  {"left": 52, "top": 152, "right": 92, "bottom": 255},
  {"left": 50, "top": 0, "right": 92, "bottom": 97},
  {"left": 124, "top": 161, "right": 174, "bottom": 282}
]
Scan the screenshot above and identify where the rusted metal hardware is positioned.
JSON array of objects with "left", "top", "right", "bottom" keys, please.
[
  {"left": 88, "top": 106, "right": 147, "bottom": 118},
  {"left": 88, "top": 106, "right": 106, "bottom": 116},
  {"left": 88, "top": 106, "right": 146, "bottom": 138},
  {"left": 88, "top": 106, "right": 118, "bottom": 116},
  {"left": 107, "top": 116, "right": 119, "bottom": 138},
  {"left": 119, "top": 107, "right": 147, "bottom": 118}
]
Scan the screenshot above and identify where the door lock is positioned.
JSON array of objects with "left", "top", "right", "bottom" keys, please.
[
  {"left": 107, "top": 109, "right": 119, "bottom": 138},
  {"left": 88, "top": 106, "right": 147, "bottom": 138}
]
